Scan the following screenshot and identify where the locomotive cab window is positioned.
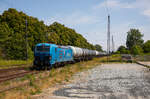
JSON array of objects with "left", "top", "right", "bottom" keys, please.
[{"left": 36, "top": 45, "right": 50, "bottom": 52}]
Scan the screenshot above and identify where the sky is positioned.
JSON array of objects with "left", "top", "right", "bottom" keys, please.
[{"left": 0, "top": 0, "right": 150, "bottom": 51}]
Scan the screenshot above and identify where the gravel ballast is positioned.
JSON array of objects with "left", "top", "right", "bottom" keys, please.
[{"left": 34, "top": 63, "right": 150, "bottom": 99}]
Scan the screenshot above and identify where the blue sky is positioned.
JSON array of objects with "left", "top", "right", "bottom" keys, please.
[{"left": 0, "top": 0, "right": 150, "bottom": 50}]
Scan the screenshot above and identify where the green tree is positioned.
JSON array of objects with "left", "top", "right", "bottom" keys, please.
[
  {"left": 143, "top": 40, "right": 150, "bottom": 53},
  {"left": 0, "top": 8, "right": 48, "bottom": 59},
  {"left": 0, "top": 22, "right": 11, "bottom": 43},
  {"left": 117, "top": 45, "right": 130, "bottom": 54},
  {"left": 130, "top": 45, "right": 143, "bottom": 55},
  {"left": 0, "top": 8, "right": 96, "bottom": 60},
  {"left": 126, "top": 29, "right": 144, "bottom": 50},
  {"left": 0, "top": 22, "right": 12, "bottom": 59},
  {"left": 94, "top": 44, "right": 103, "bottom": 51},
  {"left": 48, "top": 22, "right": 95, "bottom": 49}
]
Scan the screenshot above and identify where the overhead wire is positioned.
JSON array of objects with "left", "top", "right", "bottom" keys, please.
[{"left": 105, "top": 0, "right": 110, "bottom": 15}]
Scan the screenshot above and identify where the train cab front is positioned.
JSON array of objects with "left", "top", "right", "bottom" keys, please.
[{"left": 34, "top": 43, "right": 51, "bottom": 67}]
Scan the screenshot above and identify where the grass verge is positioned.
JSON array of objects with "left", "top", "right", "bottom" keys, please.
[{"left": 0, "top": 60, "right": 32, "bottom": 69}]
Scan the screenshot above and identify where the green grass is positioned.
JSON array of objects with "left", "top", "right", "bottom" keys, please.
[
  {"left": 99, "top": 54, "right": 122, "bottom": 62},
  {"left": 141, "top": 53, "right": 150, "bottom": 55},
  {"left": 0, "top": 60, "right": 33, "bottom": 69}
]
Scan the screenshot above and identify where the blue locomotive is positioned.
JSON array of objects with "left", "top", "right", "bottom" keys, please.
[
  {"left": 34, "top": 43, "right": 104, "bottom": 68},
  {"left": 34, "top": 43, "right": 73, "bottom": 68}
]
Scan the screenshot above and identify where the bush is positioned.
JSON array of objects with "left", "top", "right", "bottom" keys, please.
[
  {"left": 117, "top": 45, "right": 130, "bottom": 54},
  {"left": 143, "top": 40, "right": 150, "bottom": 53},
  {"left": 27, "top": 46, "right": 34, "bottom": 60},
  {"left": 130, "top": 45, "right": 143, "bottom": 55},
  {"left": 0, "top": 48, "right": 2, "bottom": 59}
]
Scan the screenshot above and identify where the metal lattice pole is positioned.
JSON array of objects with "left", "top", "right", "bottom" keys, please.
[
  {"left": 107, "top": 15, "right": 110, "bottom": 61},
  {"left": 112, "top": 35, "right": 115, "bottom": 53}
]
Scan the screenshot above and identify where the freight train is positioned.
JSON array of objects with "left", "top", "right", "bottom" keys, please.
[{"left": 33, "top": 43, "right": 105, "bottom": 69}]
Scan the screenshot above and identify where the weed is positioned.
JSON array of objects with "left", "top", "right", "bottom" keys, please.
[
  {"left": 54, "top": 78, "right": 57, "bottom": 82},
  {"left": 30, "top": 87, "right": 41, "bottom": 95},
  {"left": 30, "top": 89, "right": 36, "bottom": 95},
  {"left": 0, "top": 93, "right": 5, "bottom": 99},
  {"left": 15, "top": 87, "right": 24, "bottom": 91},
  {"left": 28, "top": 75, "right": 36, "bottom": 87},
  {"left": 39, "top": 74, "right": 42, "bottom": 79},
  {"left": 49, "top": 72, "right": 53, "bottom": 77},
  {"left": 27, "top": 96, "right": 31, "bottom": 99},
  {"left": 3, "top": 81, "right": 10, "bottom": 85},
  {"left": 65, "top": 77, "right": 69, "bottom": 82}
]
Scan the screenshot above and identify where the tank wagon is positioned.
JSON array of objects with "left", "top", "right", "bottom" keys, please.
[{"left": 34, "top": 43, "right": 104, "bottom": 68}]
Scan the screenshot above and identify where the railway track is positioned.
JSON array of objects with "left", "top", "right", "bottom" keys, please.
[
  {"left": 0, "top": 63, "right": 32, "bottom": 67},
  {"left": 0, "top": 64, "right": 32, "bottom": 70},
  {"left": 0, "top": 66, "right": 38, "bottom": 83},
  {"left": 0, "top": 71, "right": 38, "bottom": 83},
  {"left": 0, "top": 66, "right": 41, "bottom": 93},
  {"left": 0, "top": 67, "right": 27, "bottom": 72}
]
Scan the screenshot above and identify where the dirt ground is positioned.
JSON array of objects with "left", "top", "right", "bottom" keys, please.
[{"left": 32, "top": 63, "right": 150, "bottom": 99}]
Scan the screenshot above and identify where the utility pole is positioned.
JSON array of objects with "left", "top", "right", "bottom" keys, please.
[
  {"left": 25, "top": 18, "right": 28, "bottom": 61},
  {"left": 107, "top": 15, "right": 110, "bottom": 57}
]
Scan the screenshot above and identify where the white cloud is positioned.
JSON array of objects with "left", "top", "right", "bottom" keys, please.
[
  {"left": 132, "top": 0, "right": 150, "bottom": 8},
  {"left": 124, "top": 0, "right": 150, "bottom": 17},
  {"left": 43, "top": 12, "right": 100, "bottom": 26},
  {"left": 134, "top": 0, "right": 150, "bottom": 17},
  {"left": 93, "top": 0, "right": 133, "bottom": 10},
  {"left": 123, "top": 0, "right": 150, "bottom": 17},
  {"left": 93, "top": 0, "right": 150, "bottom": 18},
  {"left": 62, "top": 13, "right": 99, "bottom": 25},
  {"left": 103, "top": 0, "right": 120, "bottom": 8},
  {"left": 143, "top": 9, "right": 150, "bottom": 17}
]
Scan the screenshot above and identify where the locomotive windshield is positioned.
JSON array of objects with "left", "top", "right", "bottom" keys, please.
[{"left": 36, "top": 45, "right": 50, "bottom": 52}]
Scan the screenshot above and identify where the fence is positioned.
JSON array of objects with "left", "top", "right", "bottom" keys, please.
[{"left": 133, "top": 55, "right": 150, "bottom": 62}]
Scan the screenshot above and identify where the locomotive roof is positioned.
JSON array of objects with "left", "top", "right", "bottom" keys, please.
[{"left": 36, "top": 43, "right": 56, "bottom": 46}]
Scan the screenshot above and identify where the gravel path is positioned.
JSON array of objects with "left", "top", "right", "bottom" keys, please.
[{"left": 33, "top": 63, "right": 150, "bottom": 99}]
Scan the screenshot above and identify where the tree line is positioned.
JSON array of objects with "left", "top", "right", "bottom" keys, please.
[
  {"left": 0, "top": 8, "right": 102, "bottom": 60},
  {"left": 117, "top": 29, "right": 150, "bottom": 55}
]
